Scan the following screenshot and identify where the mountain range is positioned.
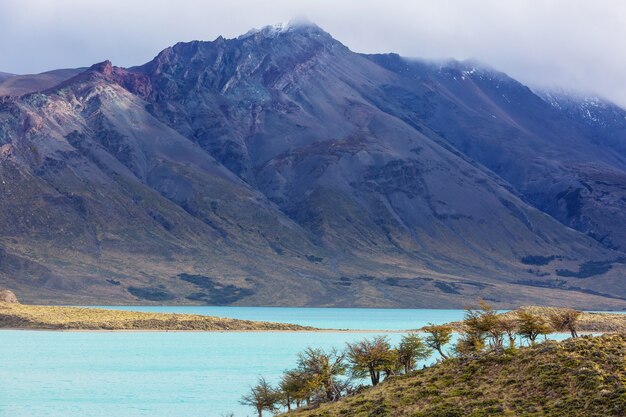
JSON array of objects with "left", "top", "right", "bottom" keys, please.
[{"left": 0, "top": 21, "right": 624, "bottom": 308}]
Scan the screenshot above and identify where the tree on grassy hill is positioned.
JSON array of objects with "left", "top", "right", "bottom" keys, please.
[
  {"left": 279, "top": 369, "right": 311, "bottom": 411},
  {"left": 463, "top": 301, "right": 507, "bottom": 352},
  {"left": 516, "top": 310, "right": 552, "bottom": 345},
  {"left": 240, "top": 377, "right": 280, "bottom": 417},
  {"left": 397, "top": 332, "right": 431, "bottom": 374},
  {"left": 498, "top": 316, "right": 518, "bottom": 349},
  {"left": 455, "top": 330, "right": 486, "bottom": 357},
  {"left": 296, "top": 347, "right": 347, "bottom": 402},
  {"left": 423, "top": 324, "right": 453, "bottom": 360},
  {"left": 346, "top": 336, "right": 397, "bottom": 386},
  {"left": 549, "top": 309, "right": 581, "bottom": 338}
]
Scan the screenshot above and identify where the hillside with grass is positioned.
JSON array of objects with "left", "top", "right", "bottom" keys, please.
[
  {"left": 236, "top": 304, "right": 624, "bottom": 417},
  {"left": 0, "top": 293, "right": 313, "bottom": 331},
  {"left": 287, "top": 334, "right": 625, "bottom": 417}
]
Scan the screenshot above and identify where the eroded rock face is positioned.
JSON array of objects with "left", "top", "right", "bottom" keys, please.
[{"left": 0, "top": 289, "right": 19, "bottom": 304}]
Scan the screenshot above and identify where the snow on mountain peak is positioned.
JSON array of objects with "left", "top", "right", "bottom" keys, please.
[{"left": 238, "top": 18, "right": 320, "bottom": 40}]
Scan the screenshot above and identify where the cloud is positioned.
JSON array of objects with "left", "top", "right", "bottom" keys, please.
[{"left": 0, "top": 0, "right": 625, "bottom": 106}]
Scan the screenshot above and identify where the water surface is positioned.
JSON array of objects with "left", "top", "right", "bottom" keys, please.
[
  {"left": 96, "top": 306, "right": 467, "bottom": 330},
  {"left": 0, "top": 307, "right": 592, "bottom": 417}
]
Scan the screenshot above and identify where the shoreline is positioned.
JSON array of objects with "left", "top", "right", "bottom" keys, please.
[
  {"left": 28, "top": 303, "right": 626, "bottom": 313},
  {"left": 2, "top": 302, "right": 624, "bottom": 333},
  {"left": 0, "top": 327, "right": 599, "bottom": 335},
  {"left": 0, "top": 302, "right": 315, "bottom": 332},
  {"left": 0, "top": 327, "right": 409, "bottom": 333}
]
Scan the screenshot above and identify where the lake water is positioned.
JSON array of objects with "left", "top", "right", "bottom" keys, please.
[
  {"left": 0, "top": 307, "right": 597, "bottom": 417},
  {"left": 96, "top": 306, "right": 469, "bottom": 330}
]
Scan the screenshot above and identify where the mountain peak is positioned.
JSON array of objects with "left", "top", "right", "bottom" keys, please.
[
  {"left": 56, "top": 59, "right": 152, "bottom": 98},
  {"left": 88, "top": 60, "right": 113, "bottom": 76},
  {"left": 237, "top": 18, "right": 327, "bottom": 40}
]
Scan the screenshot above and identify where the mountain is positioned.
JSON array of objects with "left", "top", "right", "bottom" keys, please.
[
  {"left": 0, "top": 68, "right": 84, "bottom": 97},
  {"left": 365, "top": 55, "right": 626, "bottom": 252},
  {"left": 0, "top": 72, "right": 15, "bottom": 83},
  {"left": 537, "top": 89, "right": 626, "bottom": 157},
  {"left": 0, "top": 21, "right": 624, "bottom": 308}
]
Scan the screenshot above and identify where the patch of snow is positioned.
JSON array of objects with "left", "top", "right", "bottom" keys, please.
[
  {"left": 238, "top": 19, "right": 318, "bottom": 40},
  {"left": 239, "top": 22, "right": 291, "bottom": 39},
  {"left": 461, "top": 68, "right": 477, "bottom": 78}
]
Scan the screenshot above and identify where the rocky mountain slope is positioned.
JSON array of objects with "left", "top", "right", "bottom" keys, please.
[
  {"left": 366, "top": 55, "right": 626, "bottom": 252},
  {"left": 0, "top": 22, "right": 624, "bottom": 307}
]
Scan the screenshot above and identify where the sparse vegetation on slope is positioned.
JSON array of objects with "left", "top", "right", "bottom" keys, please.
[
  {"left": 445, "top": 306, "right": 626, "bottom": 334},
  {"left": 241, "top": 303, "right": 625, "bottom": 416},
  {"left": 285, "top": 334, "right": 626, "bottom": 417},
  {"left": 0, "top": 302, "right": 313, "bottom": 331}
]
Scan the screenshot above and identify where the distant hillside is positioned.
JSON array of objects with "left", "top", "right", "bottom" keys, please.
[
  {"left": 287, "top": 334, "right": 626, "bottom": 417},
  {"left": 0, "top": 72, "right": 15, "bottom": 83},
  {"left": 0, "top": 21, "right": 624, "bottom": 307},
  {"left": 0, "top": 68, "right": 84, "bottom": 96}
]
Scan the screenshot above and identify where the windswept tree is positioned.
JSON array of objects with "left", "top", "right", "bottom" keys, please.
[
  {"left": 463, "top": 301, "right": 504, "bottom": 352},
  {"left": 516, "top": 310, "right": 552, "bottom": 345},
  {"left": 498, "top": 316, "right": 518, "bottom": 349},
  {"left": 240, "top": 377, "right": 280, "bottom": 417},
  {"left": 346, "top": 336, "right": 397, "bottom": 386},
  {"left": 423, "top": 324, "right": 453, "bottom": 360},
  {"left": 549, "top": 308, "right": 581, "bottom": 338},
  {"left": 454, "top": 330, "right": 486, "bottom": 357},
  {"left": 296, "top": 347, "right": 347, "bottom": 402},
  {"left": 397, "top": 332, "right": 431, "bottom": 373},
  {"left": 279, "top": 370, "right": 309, "bottom": 411}
]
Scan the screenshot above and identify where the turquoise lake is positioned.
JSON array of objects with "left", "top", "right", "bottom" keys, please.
[
  {"left": 97, "top": 306, "right": 469, "bottom": 330},
  {"left": 0, "top": 307, "right": 601, "bottom": 417}
]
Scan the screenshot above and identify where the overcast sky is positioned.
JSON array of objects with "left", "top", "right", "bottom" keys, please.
[{"left": 1, "top": 0, "right": 625, "bottom": 106}]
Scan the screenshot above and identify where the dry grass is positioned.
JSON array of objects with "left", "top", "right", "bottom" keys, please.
[
  {"left": 0, "top": 302, "right": 315, "bottom": 331},
  {"left": 286, "top": 334, "right": 626, "bottom": 417}
]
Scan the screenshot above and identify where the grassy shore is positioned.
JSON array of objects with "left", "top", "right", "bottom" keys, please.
[
  {"left": 0, "top": 302, "right": 315, "bottom": 331},
  {"left": 0, "top": 300, "right": 623, "bottom": 333},
  {"left": 442, "top": 306, "right": 626, "bottom": 334},
  {"left": 285, "top": 334, "right": 626, "bottom": 417}
]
